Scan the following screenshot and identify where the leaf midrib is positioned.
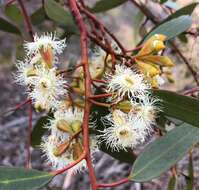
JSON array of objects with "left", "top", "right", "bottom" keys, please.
[{"left": 0, "top": 174, "right": 52, "bottom": 184}]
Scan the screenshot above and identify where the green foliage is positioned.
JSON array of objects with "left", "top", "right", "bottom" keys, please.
[
  {"left": 91, "top": 0, "right": 127, "bottom": 13},
  {"left": 130, "top": 124, "right": 199, "bottom": 182},
  {"left": 163, "top": 3, "right": 198, "bottom": 23},
  {"left": 144, "top": 15, "right": 192, "bottom": 41},
  {"left": 4, "top": 5, "right": 23, "bottom": 24},
  {"left": 44, "top": 0, "right": 77, "bottom": 33},
  {"left": 31, "top": 114, "right": 52, "bottom": 147},
  {"left": 0, "top": 166, "right": 53, "bottom": 190},
  {"left": 153, "top": 90, "right": 199, "bottom": 127},
  {"left": 0, "top": 17, "right": 21, "bottom": 35},
  {"left": 167, "top": 175, "right": 176, "bottom": 190},
  {"left": 31, "top": 7, "right": 46, "bottom": 26}
]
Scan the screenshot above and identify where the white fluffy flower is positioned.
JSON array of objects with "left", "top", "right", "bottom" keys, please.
[
  {"left": 106, "top": 65, "right": 149, "bottom": 100},
  {"left": 24, "top": 33, "right": 66, "bottom": 56},
  {"left": 40, "top": 135, "right": 72, "bottom": 169},
  {"left": 98, "top": 110, "right": 147, "bottom": 151},
  {"left": 129, "top": 96, "right": 159, "bottom": 131},
  {"left": 29, "top": 67, "right": 67, "bottom": 110},
  {"left": 40, "top": 134, "right": 98, "bottom": 173},
  {"left": 15, "top": 60, "right": 36, "bottom": 86}
]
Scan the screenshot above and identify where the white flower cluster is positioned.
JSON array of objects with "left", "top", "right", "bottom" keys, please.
[
  {"left": 15, "top": 33, "right": 98, "bottom": 173},
  {"left": 98, "top": 64, "right": 159, "bottom": 151},
  {"left": 15, "top": 33, "right": 67, "bottom": 111}
]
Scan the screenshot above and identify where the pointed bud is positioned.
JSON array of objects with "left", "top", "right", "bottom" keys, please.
[
  {"left": 56, "top": 119, "right": 74, "bottom": 134},
  {"left": 72, "top": 142, "right": 83, "bottom": 160},
  {"left": 39, "top": 46, "right": 53, "bottom": 69},
  {"left": 53, "top": 141, "right": 70, "bottom": 157},
  {"left": 115, "top": 100, "right": 132, "bottom": 113}
]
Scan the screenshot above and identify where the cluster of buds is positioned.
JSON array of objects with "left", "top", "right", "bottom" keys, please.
[
  {"left": 15, "top": 33, "right": 97, "bottom": 172},
  {"left": 135, "top": 34, "right": 174, "bottom": 88}
]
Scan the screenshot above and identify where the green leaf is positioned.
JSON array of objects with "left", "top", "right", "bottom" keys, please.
[
  {"left": 31, "top": 115, "right": 51, "bottom": 147},
  {"left": 167, "top": 175, "right": 176, "bottom": 190},
  {"left": 91, "top": 0, "right": 127, "bottom": 13},
  {"left": 4, "top": 4, "right": 23, "bottom": 23},
  {"left": 0, "top": 166, "right": 53, "bottom": 190},
  {"left": 130, "top": 124, "right": 199, "bottom": 182},
  {"left": 144, "top": 15, "right": 192, "bottom": 41},
  {"left": 153, "top": 90, "right": 199, "bottom": 127},
  {"left": 44, "top": 0, "right": 77, "bottom": 33},
  {"left": 0, "top": 17, "right": 21, "bottom": 35},
  {"left": 100, "top": 145, "right": 137, "bottom": 164},
  {"left": 31, "top": 7, "right": 46, "bottom": 25},
  {"left": 163, "top": 3, "right": 198, "bottom": 23}
]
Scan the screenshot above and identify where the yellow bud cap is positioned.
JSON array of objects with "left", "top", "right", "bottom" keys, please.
[
  {"left": 71, "top": 120, "right": 82, "bottom": 133},
  {"left": 140, "top": 55, "right": 174, "bottom": 67},
  {"left": 26, "top": 68, "right": 37, "bottom": 77},
  {"left": 34, "top": 102, "right": 45, "bottom": 112},
  {"left": 152, "top": 40, "right": 165, "bottom": 52},
  {"left": 135, "top": 59, "right": 161, "bottom": 77},
  {"left": 115, "top": 100, "right": 132, "bottom": 113}
]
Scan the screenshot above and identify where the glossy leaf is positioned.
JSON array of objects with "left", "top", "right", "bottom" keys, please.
[
  {"left": 4, "top": 5, "right": 23, "bottom": 23},
  {"left": 145, "top": 15, "right": 192, "bottom": 41},
  {"left": 31, "top": 115, "right": 51, "bottom": 147},
  {"left": 91, "top": 0, "right": 127, "bottom": 13},
  {"left": 31, "top": 7, "right": 46, "bottom": 25},
  {"left": 153, "top": 90, "right": 199, "bottom": 127},
  {"left": 0, "top": 166, "right": 53, "bottom": 190},
  {"left": 44, "top": 0, "right": 77, "bottom": 33},
  {"left": 130, "top": 124, "right": 199, "bottom": 182},
  {"left": 0, "top": 17, "right": 21, "bottom": 35}
]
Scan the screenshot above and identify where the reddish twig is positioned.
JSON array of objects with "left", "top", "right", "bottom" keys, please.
[
  {"left": 26, "top": 100, "right": 32, "bottom": 169},
  {"left": 5, "top": 0, "right": 16, "bottom": 5},
  {"left": 17, "top": 0, "right": 34, "bottom": 40},
  {"left": 182, "top": 87, "right": 199, "bottom": 96},
  {"left": 1, "top": 98, "right": 31, "bottom": 117},
  {"left": 97, "top": 178, "right": 129, "bottom": 188},
  {"left": 68, "top": 0, "right": 98, "bottom": 189}
]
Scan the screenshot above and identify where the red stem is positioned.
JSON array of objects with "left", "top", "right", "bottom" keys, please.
[
  {"left": 17, "top": 0, "right": 34, "bottom": 40},
  {"left": 97, "top": 178, "right": 129, "bottom": 188},
  {"left": 68, "top": 0, "right": 98, "bottom": 189},
  {"left": 26, "top": 100, "right": 32, "bottom": 169}
]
